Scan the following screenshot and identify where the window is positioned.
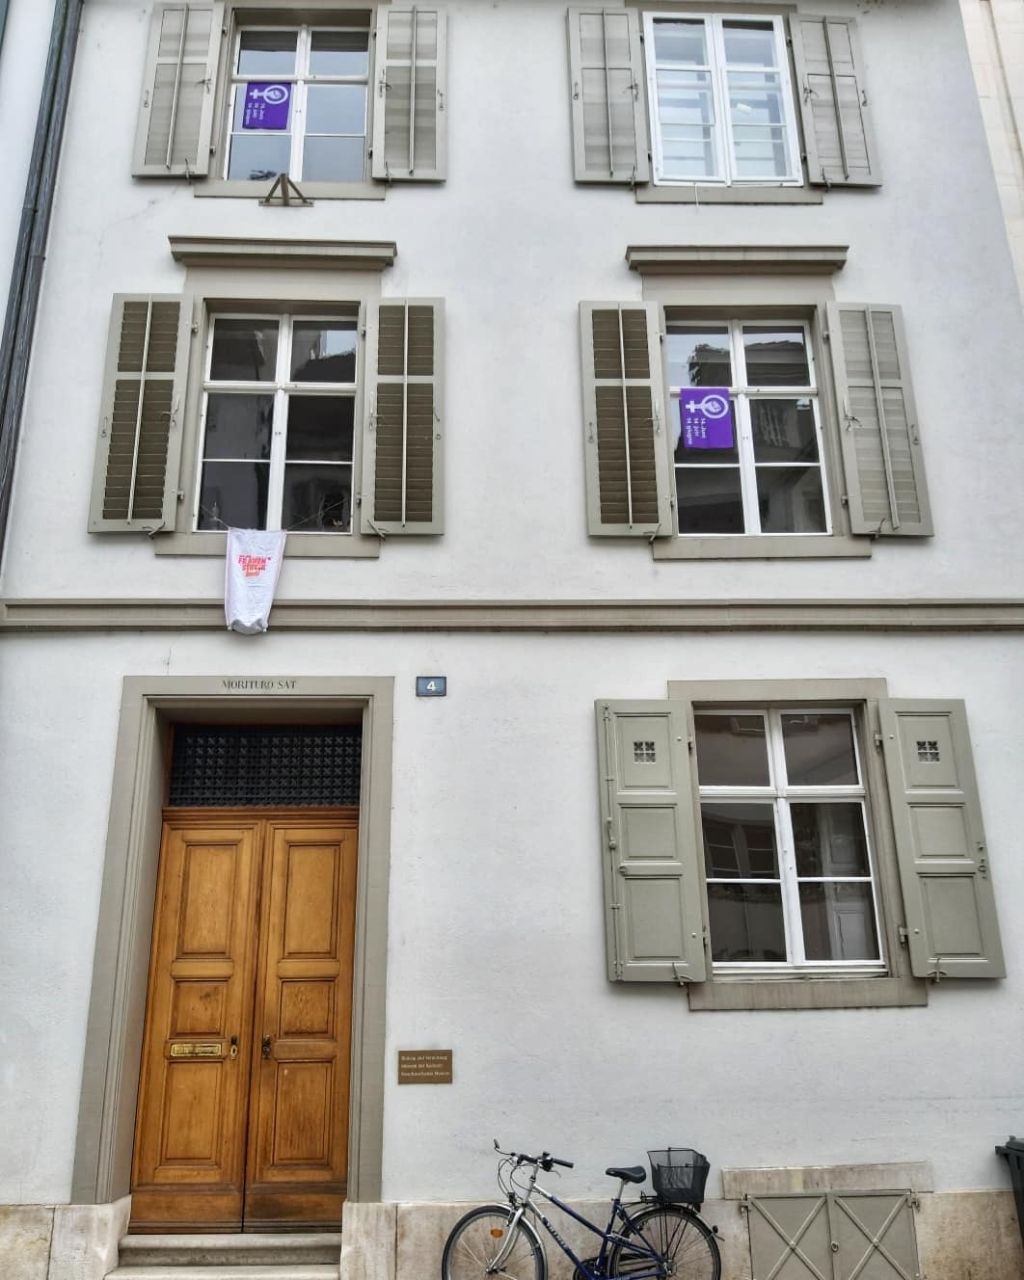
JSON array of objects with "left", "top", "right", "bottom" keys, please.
[{"left": 642, "top": 14, "right": 801, "bottom": 187}]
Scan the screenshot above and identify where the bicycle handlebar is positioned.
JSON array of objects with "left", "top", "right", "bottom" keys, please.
[{"left": 493, "top": 1140, "right": 574, "bottom": 1172}]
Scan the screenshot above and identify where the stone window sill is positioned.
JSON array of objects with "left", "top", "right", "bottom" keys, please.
[
  {"left": 636, "top": 184, "right": 823, "bottom": 206},
  {"left": 652, "top": 535, "right": 870, "bottom": 560},
  {"left": 152, "top": 532, "right": 381, "bottom": 559},
  {"left": 687, "top": 973, "right": 926, "bottom": 1011},
  {"left": 194, "top": 179, "right": 386, "bottom": 202}
]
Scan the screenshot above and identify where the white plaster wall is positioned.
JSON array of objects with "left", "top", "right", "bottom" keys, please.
[
  {"left": 1, "top": 0, "right": 1023, "bottom": 599},
  {"left": 0, "top": 631, "right": 1020, "bottom": 1205}
]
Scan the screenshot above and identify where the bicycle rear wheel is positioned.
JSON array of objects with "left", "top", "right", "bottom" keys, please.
[
  {"left": 442, "top": 1204, "right": 546, "bottom": 1280},
  {"left": 608, "top": 1205, "right": 720, "bottom": 1280}
]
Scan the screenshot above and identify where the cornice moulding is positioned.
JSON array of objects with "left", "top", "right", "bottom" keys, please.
[
  {"left": 625, "top": 244, "right": 849, "bottom": 275},
  {"left": 168, "top": 236, "right": 398, "bottom": 271}
]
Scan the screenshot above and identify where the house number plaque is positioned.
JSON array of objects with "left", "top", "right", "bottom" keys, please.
[{"left": 398, "top": 1049, "right": 453, "bottom": 1084}]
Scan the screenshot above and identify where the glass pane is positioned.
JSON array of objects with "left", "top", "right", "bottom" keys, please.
[
  {"left": 198, "top": 461, "right": 269, "bottom": 529},
  {"left": 291, "top": 322, "right": 358, "bottom": 382},
  {"left": 210, "top": 319, "right": 279, "bottom": 382},
  {"left": 757, "top": 467, "right": 826, "bottom": 533},
  {"left": 732, "top": 126, "right": 791, "bottom": 179},
  {"left": 227, "top": 131, "right": 291, "bottom": 181},
  {"left": 306, "top": 84, "right": 366, "bottom": 135},
  {"left": 232, "top": 82, "right": 293, "bottom": 132},
  {"left": 742, "top": 325, "right": 810, "bottom": 385},
  {"left": 751, "top": 400, "right": 818, "bottom": 463},
  {"left": 310, "top": 29, "right": 370, "bottom": 76},
  {"left": 701, "top": 803, "right": 778, "bottom": 877},
  {"left": 203, "top": 394, "right": 273, "bottom": 460},
  {"left": 723, "top": 21, "right": 778, "bottom": 67},
  {"left": 792, "top": 803, "right": 870, "bottom": 877},
  {"left": 707, "top": 883, "right": 787, "bottom": 962},
  {"left": 237, "top": 30, "right": 297, "bottom": 76},
  {"left": 656, "top": 71, "right": 717, "bottom": 179},
  {"left": 695, "top": 714, "right": 770, "bottom": 786},
  {"left": 653, "top": 19, "right": 708, "bottom": 65},
  {"left": 302, "top": 135, "right": 366, "bottom": 182},
  {"left": 782, "top": 713, "right": 860, "bottom": 786},
  {"left": 799, "top": 882, "right": 880, "bottom": 961},
  {"left": 282, "top": 464, "right": 352, "bottom": 531},
  {"left": 285, "top": 396, "right": 355, "bottom": 461},
  {"left": 676, "top": 467, "right": 745, "bottom": 534},
  {"left": 665, "top": 326, "right": 731, "bottom": 389}
]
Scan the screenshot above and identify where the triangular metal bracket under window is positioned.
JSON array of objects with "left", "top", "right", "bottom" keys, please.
[{"left": 259, "top": 173, "right": 313, "bottom": 207}]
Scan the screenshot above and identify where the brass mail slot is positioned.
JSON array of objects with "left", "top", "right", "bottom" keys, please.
[{"left": 169, "top": 1041, "right": 224, "bottom": 1059}]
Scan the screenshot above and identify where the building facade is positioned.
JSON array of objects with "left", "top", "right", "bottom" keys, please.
[{"left": 0, "top": 1, "right": 1023, "bottom": 1278}]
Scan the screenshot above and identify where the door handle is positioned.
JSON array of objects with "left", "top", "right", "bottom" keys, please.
[{"left": 261, "top": 1034, "right": 272, "bottom": 1059}]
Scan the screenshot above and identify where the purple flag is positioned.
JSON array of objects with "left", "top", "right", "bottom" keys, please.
[
  {"left": 680, "top": 388, "right": 734, "bottom": 450},
  {"left": 242, "top": 82, "right": 291, "bottom": 130}
]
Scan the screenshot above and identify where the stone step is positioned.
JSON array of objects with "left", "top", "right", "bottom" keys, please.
[
  {"left": 116, "top": 1235, "right": 341, "bottom": 1267},
  {"left": 107, "top": 1268, "right": 339, "bottom": 1280}
]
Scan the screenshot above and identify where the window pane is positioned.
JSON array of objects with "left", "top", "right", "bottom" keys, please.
[
  {"left": 799, "top": 882, "right": 880, "bottom": 961},
  {"left": 231, "top": 83, "right": 292, "bottom": 132},
  {"left": 291, "top": 322, "right": 358, "bottom": 382},
  {"left": 707, "top": 883, "right": 787, "bottom": 961},
  {"left": 742, "top": 326, "right": 810, "bottom": 385},
  {"left": 723, "top": 21, "right": 778, "bottom": 67},
  {"left": 665, "top": 326, "right": 731, "bottom": 388},
  {"left": 306, "top": 84, "right": 366, "bottom": 135},
  {"left": 302, "top": 135, "right": 366, "bottom": 182},
  {"left": 695, "top": 714, "right": 770, "bottom": 786},
  {"left": 237, "top": 30, "right": 297, "bottom": 76},
  {"left": 227, "top": 131, "right": 291, "bottom": 181},
  {"left": 310, "top": 29, "right": 370, "bottom": 77},
  {"left": 674, "top": 397, "right": 738, "bottom": 463},
  {"left": 756, "top": 466, "right": 826, "bottom": 533},
  {"left": 751, "top": 400, "right": 818, "bottom": 463},
  {"left": 210, "top": 319, "right": 279, "bottom": 382},
  {"left": 728, "top": 69, "right": 792, "bottom": 179},
  {"left": 653, "top": 19, "right": 708, "bottom": 65},
  {"left": 655, "top": 71, "right": 717, "bottom": 179},
  {"left": 198, "top": 461, "right": 269, "bottom": 529},
  {"left": 203, "top": 394, "right": 273, "bottom": 460},
  {"left": 701, "top": 803, "right": 778, "bottom": 877},
  {"left": 792, "top": 803, "right": 870, "bottom": 877},
  {"left": 282, "top": 464, "right": 352, "bottom": 532},
  {"left": 676, "top": 467, "right": 745, "bottom": 533},
  {"left": 285, "top": 396, "right": 355, "bottom": 461},
  {"left": 782, "top": 713, "right": 860, "bottom": 786}
]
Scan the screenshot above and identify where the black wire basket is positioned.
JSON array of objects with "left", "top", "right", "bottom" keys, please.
[{"left": 648, "top": 1148, "right": 710, "bottom": 1207}]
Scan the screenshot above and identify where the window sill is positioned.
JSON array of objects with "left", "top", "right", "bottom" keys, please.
[
  {"left": 636, "top": 184, "right": 823, "bottom": 206},
  {"left": 652, "top": 535, "right": 871, "bottom": 560},
  {"left": 152, "top": 532, "right": 381, "bottom": 559},
  {"left": 194, "top": 179, "right": 387, "bottom": 202},
  {"left": 686, "top": 973, "right": 926, "bottom": 1011}
]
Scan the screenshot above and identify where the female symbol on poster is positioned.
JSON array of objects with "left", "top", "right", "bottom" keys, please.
[
  {"left": 680, "top": 388, "right": 734, "bottom": 450},
  {"left": 243, "top": 83, "right": 291, "bottom": 130}
]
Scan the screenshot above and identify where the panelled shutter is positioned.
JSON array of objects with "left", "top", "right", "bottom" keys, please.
[
  {"left": 567, "top": 9, "right": 650, "bottom": 184},
  {"left": 88, "top": 296, "right": 192, "bottom": 533},
  {"left": 595, "top": 702, "right": 706, "bottom": 983},
  {"left": 827, "top": 303, "right": 932, "bottom": 537},
  {"left": 361, "top": 299, "right": 444, "bottom": 535},
  {"left": 133, "top": 3, "right": 223, "bottom": 177},
  {"left": 880, "top": 699, "right": 1005, "bottom": 979},
  {"left": 371, "top": 7, "right": 447, "bottom": 181},
  {"left": 790, "top": 16, "right": 880, "bottom": 188},
  {"left": 579, "top": 302, "right": 671, "bottom": 537}
]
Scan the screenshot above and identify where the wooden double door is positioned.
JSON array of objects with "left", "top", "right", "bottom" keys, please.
[{"left": 130, "top": 809, "right": 358, "bottom": 1232}]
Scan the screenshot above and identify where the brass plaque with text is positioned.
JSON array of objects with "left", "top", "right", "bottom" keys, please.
[{"left": 398, "top": 1049, "right": 453, "bottom": 1084}]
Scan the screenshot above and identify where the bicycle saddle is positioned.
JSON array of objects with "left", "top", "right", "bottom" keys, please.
[{"left": 606, "top": 1165, "right": 646, "bottom": 1183}]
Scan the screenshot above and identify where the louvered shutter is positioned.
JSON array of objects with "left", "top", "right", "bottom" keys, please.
[
  {"left": 790, "top": 16, "right": 879, "bottom": 187},
  {"left": 132, "top": 4, "right": 223, "bottom": 177},
  {"left": 88, "top": 296, "right": 192, "bottom": 533},
  {"left": 580, "top": 303, "right": 671, "bottom": 537},
  {"left": 827, "top": 303, "right": 932, "bottom": 537},
  {"left": 361, "top": 299, "right": 444, "bottom": 535},
  {"left": 567, "top": 9, "right": 650, "bottom": 184},
  {"left": 880, "top": 699, "right": 1005, "bottom": 979},
  {"left": 595, "top": 702, "right": 706, "bottom": 984},
  {"left": 371, "top": 7, "right": 447, "bottom": 181}
]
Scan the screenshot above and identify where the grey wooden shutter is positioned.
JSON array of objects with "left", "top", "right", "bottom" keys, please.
[
  {"left": 88, "top": 295, "right": 192, "bottom": 533},
  {"left": 595, "top": 701, "right": 706, "bottom": 983},
  {"left": 371, "top": 7, "right": 447, "bottom": 181},
  {"left": 580, "top": 302, "right": 671, "bottom": 537},
  {"left": 827, "top": 303, "right": 932, "bottom": 537},
  {"left": 790, "top": 16, "right": 879, "bottom": 187},
  {"left": 567, "top": 9, "right": 650, "bottom": 184},
  {"left": 361, "top": 299, "right": 444, "bottom": 535},
  {"left": 132, "top": 3, "right": 223, "bottom": 177},
  {"left": 747, "top": 1194, "right": 833, "bottom": 1280},
  {"left": 880, "top": 699, "right": 1005, "bottom": 979}
]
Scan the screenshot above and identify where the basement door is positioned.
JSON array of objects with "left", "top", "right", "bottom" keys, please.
[{"left": 129, "top": 809, "right": 358, "bottom": 1232}]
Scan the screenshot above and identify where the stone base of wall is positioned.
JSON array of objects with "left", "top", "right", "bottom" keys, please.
[{"left": 0, "top": 1199, "right": 128, "bottom": 1280}]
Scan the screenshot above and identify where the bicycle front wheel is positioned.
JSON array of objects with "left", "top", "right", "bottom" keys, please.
[
  {"left": 442, "top": 1204, "right": 547, "bottom": 1280},
  {"left": 608, "top": 1205, "right": 720, "bottom": 1280}
]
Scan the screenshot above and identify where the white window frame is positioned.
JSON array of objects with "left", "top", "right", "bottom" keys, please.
[
  {"left": 667, "top": 317, "right": 830, "bottom": 537},
  {"left": 224, "top": 22, "right": 371, "bottom": 183},
  {"left": 195, "top": 310, "right": 359, "bottom": 535},
  {"left": 643, "top": 12, "right": 802, "bottom": 187},
  {"left": 697, "top": 706, "right": 886, "bottom": 976}
]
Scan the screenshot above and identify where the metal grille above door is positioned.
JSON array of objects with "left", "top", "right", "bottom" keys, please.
[{"left": 169, "top": 725, "right": 362, "bottom": 807}]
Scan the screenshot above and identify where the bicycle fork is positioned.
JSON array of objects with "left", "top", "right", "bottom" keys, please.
[{"left": 488, "top": 1205, "right": 529, "bottom": 1275}]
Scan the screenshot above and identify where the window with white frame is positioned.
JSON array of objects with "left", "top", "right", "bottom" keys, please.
[
  {"left": 226, "top": 21, "right": 371, "bottom": 183},
  {"left": 695, "top": 708, "right": 883, "bottom": 969},
  {"left": 642, "top": 13, "right": 801, "bottom": 186},
  {"left": 196, "top": 313, "right": 358, "bottom": 533},
  {"left": 666, "top": 318, "right": 828, "bottom": 536}
]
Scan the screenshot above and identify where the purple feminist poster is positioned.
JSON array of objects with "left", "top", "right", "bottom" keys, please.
[
  {"left": 680, "top": 388, "right": 734, "bottom": 450},
  {"left": 242, "top": 83, "right": 292, "bottom": 130}
]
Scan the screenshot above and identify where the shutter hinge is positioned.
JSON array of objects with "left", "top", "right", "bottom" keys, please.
[
  {"left": 898, "top": 925, "right": 909, "bottom": 945},
  {"left": 873, "top": 731, "right": 884, "bottom": 751},
  {"left": 671, "top": 962, "right": 688, "bottom": 986},
  {"left": 687, "top": 736, "right": 695, "bottom": 753}
]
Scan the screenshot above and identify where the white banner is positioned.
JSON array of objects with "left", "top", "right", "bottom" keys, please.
[{"left": 224, "top": 528, "right": 287, "bottom": 634}]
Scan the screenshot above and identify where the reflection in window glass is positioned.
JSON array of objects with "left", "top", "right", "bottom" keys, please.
[{"left": 694, "top": 713, "right": 770, "bottom": 786}]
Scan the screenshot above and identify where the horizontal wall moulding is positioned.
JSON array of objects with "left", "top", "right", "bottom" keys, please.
[
  {"left": 2, "top": 599, "right": 1023, "bottom": 633},
  {"left": 625, "top": 244, "right": 849, "bottom": 275},
  {"left": 168, "top": 236, "right": 398, "bottom": 271}
]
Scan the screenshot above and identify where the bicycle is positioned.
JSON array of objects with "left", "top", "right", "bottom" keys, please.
[{"left": 441, "top": 1142, "right": 721, "bottom": 1280}]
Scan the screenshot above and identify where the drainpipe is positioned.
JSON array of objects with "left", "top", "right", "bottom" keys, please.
[
  {"left": 0, "top": 0, "right": 84, "bottom": 562},
  {"left": 0, "top": 2, "right": 11, "bottom": 56}
]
